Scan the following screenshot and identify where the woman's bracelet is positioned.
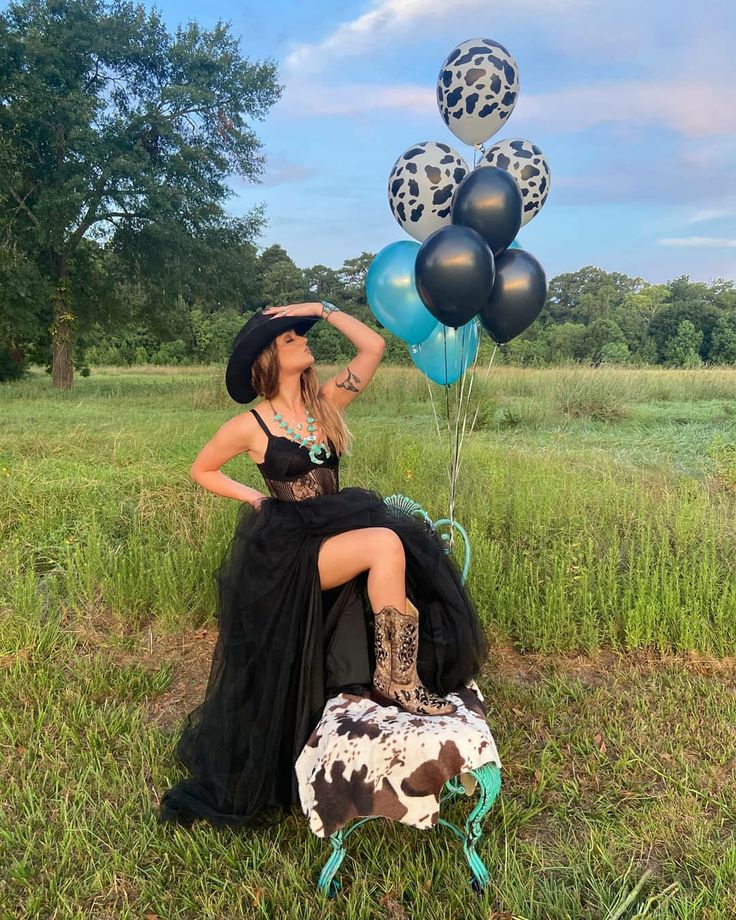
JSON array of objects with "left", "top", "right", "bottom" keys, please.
[{"left": 320, "top": 301, "right": 340, "bottom": 320}]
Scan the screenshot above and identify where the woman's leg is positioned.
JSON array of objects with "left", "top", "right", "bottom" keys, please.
[
  {"left": 317, "top": 527, "right": 456, "bottom": 715},
  {"left": 317, "top": 527, "right": 406, "bottom": 613}
]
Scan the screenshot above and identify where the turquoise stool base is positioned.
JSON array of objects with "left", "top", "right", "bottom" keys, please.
[{"left": 315, "top": 762, "right": 501, "bottom": 898}]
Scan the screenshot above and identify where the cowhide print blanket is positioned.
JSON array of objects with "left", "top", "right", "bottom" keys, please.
[{"left": 295, "top": 679, "right": 501, "bottom": 837}]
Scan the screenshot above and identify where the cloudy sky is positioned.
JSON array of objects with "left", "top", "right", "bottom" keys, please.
[{"left": 160, "top": 0, "right": 735, "bottom": 283}]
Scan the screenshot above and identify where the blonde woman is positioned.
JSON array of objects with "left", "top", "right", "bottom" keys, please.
[{"left": 158, "top": 302, "right": 488, "bottom": 829}]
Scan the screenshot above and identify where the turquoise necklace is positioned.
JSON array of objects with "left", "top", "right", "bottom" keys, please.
[{"left": 268, "top": 399, "right": 332, "bottom": 465}]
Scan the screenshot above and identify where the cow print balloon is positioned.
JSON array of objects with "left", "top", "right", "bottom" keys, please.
[
  {"left": 482, "top": 139, "right": 550, "bottom": 227},
  {"left": 436, "top": 38, "right": 519, "bottom": 147},
  {"left": 388, "top": 141, "right": 469, "bottom": 243}
]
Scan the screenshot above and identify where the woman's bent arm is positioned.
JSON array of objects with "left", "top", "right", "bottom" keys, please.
[
  {"left": 190, "top": 415, "right": 267, "bottom": 506},
  {"left": 192, "top": 469, "right": 265, "bottom": 505}
]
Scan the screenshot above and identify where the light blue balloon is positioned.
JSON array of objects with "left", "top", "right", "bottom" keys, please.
[
  {"left": 508, "top": 239, "right": 521, "bottom": 250},
  {"left": 366, "top": 241, "right": 440, "bottom": 345},
  {"left": 409, "top": 319, "right": 479, "bottom": 386}
]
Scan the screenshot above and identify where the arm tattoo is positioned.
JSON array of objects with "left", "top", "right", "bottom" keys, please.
[{"left": 336, "top": 366, "right": 361, "bottom": 393}]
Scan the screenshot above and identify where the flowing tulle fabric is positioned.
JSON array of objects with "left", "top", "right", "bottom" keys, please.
[{"left": 157, "top": 485, "right": 489, "bottom": 829}]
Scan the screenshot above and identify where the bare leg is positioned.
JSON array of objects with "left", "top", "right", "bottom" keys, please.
[
  {"left": 318, "top": 527, "right": 406, "bottom": 613},
  {"left": 317, "top": 526, "right": 456, "bottom": 716}
]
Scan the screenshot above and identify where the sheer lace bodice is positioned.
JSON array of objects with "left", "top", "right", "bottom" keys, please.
[{"left": 251, "top": 408, "right": 340, "bottom": 501}]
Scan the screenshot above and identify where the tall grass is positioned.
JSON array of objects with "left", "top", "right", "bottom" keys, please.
[
  {"left": 3, "top": 364, "right": 736, "bottom": 917},
  {"left": 1, "top": 363, "right": 735, "bottom": 651}
]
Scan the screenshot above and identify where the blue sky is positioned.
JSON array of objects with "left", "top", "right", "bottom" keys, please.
[{"left": 105, "top": 1, "right": 736, "bottom": 282}]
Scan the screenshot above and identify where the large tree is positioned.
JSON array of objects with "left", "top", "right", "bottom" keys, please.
[
  {"left": 0, "top": 241, "right": 51, "bottom": 376},
  {"left": 338, "top": 252, "right": 374, "bottom": 305},
  {"left": 543, "top": 266, "right": 644, "bottom": 325},
  {"left": 0, "top": 0, "right": 281, "bottom": 387}
]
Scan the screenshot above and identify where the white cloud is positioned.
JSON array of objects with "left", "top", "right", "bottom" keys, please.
[
  {"left": 688, "top": 206, "right": 736, "bottom": 224},
  {"left": 659, "top": 237, "right": 736, "bottom": 248},
  {"left": 260, "top": 157, "right": 316, "bottom": 187},
  {"left": 278, "top": 81, "right": 434, "bottom": 117},
  {"left": 279, "top": 76, "right": 736, "bottom": 138},
  {"left": 229, "top": 154, "right": 316, "bottom": 190},
  {"left": 678, "top": 136, "right": 736, "bottom": 171},
  {"left": 514, "top": 80, "right": 736, "bottom": 138},
  {"left": 283, "top": 0, "right": 585, "bottom": 74}
]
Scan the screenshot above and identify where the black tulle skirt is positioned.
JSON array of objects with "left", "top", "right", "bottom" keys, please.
[{"left": 157, "top": 485, "right": 489, "bottom": 830}]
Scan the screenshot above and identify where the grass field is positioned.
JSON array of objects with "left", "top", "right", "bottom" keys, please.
[{"left": 1, "top": 363, "right": 735, "bottom": 918}]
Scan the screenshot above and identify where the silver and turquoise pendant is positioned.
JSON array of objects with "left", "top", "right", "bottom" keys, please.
[{"left": 273, "top": 411, "right": 331, "bottom": 464}]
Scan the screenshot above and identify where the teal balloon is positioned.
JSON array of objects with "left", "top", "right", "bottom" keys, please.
[
  {"left": 508, "top": 239, "right": 521, "bottom": 249},
  {"left": 366, "top": 241, "right": 440, "bottom": 345},
  {"left": 409, "top": 319, "right": 479, "bottom": 385}
]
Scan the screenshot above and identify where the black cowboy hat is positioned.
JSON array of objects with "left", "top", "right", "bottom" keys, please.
[{"left": 225, "top": 308, "right": 321, "bottom": 404}]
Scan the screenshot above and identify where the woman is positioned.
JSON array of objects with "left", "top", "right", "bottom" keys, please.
[{"left": 157, "top": 300, "right": 489, "bottom": 829}]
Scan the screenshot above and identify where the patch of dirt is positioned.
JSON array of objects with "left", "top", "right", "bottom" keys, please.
[
  {"left": 482, "top": 642, "right": 736, "bottom": 688},
  {"left": 63, "top": 608, "right": 736, "bottom": 737},
  {"left": 139, "top": 627, "right": 215, "bottom": 734},
  {"left": 66, "top": 607, "right": 218, "bottom": 734}
]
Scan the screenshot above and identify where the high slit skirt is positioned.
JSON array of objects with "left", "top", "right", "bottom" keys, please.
[{"left": 157, "top": 485, "right": 489, "bottom": 829}]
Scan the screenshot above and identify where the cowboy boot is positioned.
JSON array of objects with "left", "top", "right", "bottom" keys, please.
[{"left": 370, "top": 597, "right": 457, "bottom": 716}]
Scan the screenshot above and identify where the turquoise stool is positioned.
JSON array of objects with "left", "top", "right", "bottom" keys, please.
[
  {"left": 310, "top": 494, "right": 501, "bottom": 898},
  {"left": 315, "top": 760, "right": 502, "bottom": 898}
]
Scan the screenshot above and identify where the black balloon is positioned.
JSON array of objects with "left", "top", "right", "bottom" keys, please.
[
  {"left": 414, "top": 225, "right": 495, "bottom": 328},
  {"left": 451, "top": 166, "right": 523, "bottom": 257},
  {"left": 478, "top": 249, "right": 547, "bottom": 344}
]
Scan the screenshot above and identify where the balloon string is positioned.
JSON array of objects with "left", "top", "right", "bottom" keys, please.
[
  {"left": 419, "top": 339, "right": 452, "bottom": 515},
  {"left": 424, "top": 361, "right": 443, "bottom": 442},
  {"left": 457, "top": 335, "right": 497, "bottom": 482},
  {"left": 420, "top": 324, "right": 498, "bottom": 554},
  {"left": 450, "top": 324, "right": 469, "bottom": 534},
  {"left": 421, "top": 335, "right": 453, "bottom": 503},
  {"left": 451, "top": 322, "right": 479, "bottom": 537},
  {"left": 451, "top": 325, "right": 468, "bottom": 540},
  {"left": 448, "top": 335, "right": 458, "bottom": 540},
  {"left": 457, "top": 322, "right": 480, "bottom": 464},
  {"left": 449, "top": 327, "right": 464, "bottom": 542},
  {"left": 443, "top": 330, "right": 452, "bottom": 510},
  {"left": 415, "top": 335, "right": 443, "bottom": 442}
]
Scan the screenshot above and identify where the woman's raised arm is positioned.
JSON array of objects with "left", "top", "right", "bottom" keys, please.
[{"left": 263, "top": 302, "right": 386, "bottom": 411}]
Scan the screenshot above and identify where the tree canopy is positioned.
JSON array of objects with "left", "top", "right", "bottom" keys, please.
[{"left": 0, "top": 0, "right": 280, "bottom": 386}]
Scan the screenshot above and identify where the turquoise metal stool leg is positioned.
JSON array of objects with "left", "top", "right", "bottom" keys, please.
[
  {"left": 437, "top": 763, "right": 502, "bottom": 893},
  {"left": 315, "top": 762, "right": 501, "bottom": 897},
  {"left": 316, "top": 816, "right": 383, "bottom": 897}
]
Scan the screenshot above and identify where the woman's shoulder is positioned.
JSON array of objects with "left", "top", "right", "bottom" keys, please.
[
  {"left": 225, "top": 405, "right": 267, "bottom": 465},
  {"left": 217, "top": 405, "right": 268, "bottom": 447},
  {"left": 247, "top": 400, "right": 268, "bottom": 416},
  {"left": 238, "top": 402, "right": 274, "bottom": 429}
]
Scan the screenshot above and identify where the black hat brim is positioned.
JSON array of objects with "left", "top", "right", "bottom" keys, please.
[{"left": 225, "top": 314, "right": 321, "bottom": 403}]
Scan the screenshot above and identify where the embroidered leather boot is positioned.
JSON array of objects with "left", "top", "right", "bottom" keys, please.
[{"left": 370, "top": 597, "right": 457, "bottom": 716}]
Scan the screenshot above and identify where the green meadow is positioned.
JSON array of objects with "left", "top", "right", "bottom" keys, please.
[{"left": 1, "top": 363, "right": 736, "bottom": 918}]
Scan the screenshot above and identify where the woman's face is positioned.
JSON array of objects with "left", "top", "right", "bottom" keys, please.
[{"left": 275, "top": 328, "right": 314, "bottom": 373}]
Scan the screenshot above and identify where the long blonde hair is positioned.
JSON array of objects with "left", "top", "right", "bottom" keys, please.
[{"left": 250, "top": 340, "right": 353, "bottom": 456}]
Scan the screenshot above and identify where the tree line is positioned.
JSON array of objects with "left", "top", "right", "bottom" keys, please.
[
  {"left": 3, "top": 232, "right": 735, "bottom": 381},
  {"left": 1, "top": 0, "right": 734, "bottom": 387}
]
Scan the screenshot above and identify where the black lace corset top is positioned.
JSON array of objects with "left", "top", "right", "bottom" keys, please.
[{"left": 250, "top": 408, "right": 340, "bottom": 501}]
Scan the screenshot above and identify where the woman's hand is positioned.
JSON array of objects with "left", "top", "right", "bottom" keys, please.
[
  {"left": 252, "top": 495, "right": 269, "bottom": 512},
  {"left": 262, "top": 300, "right": 386, "bottom": 413},
  {"left": 262, "top": 303, "right": 321, "bottom": 319}
]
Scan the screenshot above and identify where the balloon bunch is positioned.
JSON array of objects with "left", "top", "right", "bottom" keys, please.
[{"left": 366, "top": 37, "right": 552, "bottom": 527}]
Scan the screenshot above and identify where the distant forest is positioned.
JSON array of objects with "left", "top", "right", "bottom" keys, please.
[{"left": 3, "top": 240, "right": 736, "bottom": 381}]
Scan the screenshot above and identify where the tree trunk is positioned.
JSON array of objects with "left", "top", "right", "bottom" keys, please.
[{"left": 51, "top": 265, "right": 74, "bottom": 390}]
